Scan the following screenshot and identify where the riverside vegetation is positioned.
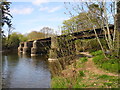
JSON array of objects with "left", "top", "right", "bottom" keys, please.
[{"left": 51, "top": 50, "right": 119, "bottom": 88}]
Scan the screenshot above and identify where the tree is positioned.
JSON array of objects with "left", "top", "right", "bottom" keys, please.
[
  {"left": 40, "top": 27, "right": 54, "bottom": 38},
  {"left": 2, "top": 32, "right": 28, "bottom": 50},
  {"left": 62, "top": 3, "right": 103, "bottom": 34},
  {"left": 0, "top": 1, "right": 13, "bottom": 35},
  {"left": 62, "top": 16, "right": 77, "bottom": 34},
  {"left": 27, "top": 31, "right": 45, "bottom": 40},
  {"left": 6, "top": 32, "right": 20, "bottom": 49},
  {"left": 64, "top": 2, "right": 119, "bottom": 58}
]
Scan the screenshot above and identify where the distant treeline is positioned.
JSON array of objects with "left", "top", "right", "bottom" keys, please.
[{"left": 2, "top": 27, "right": 56, "bottom": 51}]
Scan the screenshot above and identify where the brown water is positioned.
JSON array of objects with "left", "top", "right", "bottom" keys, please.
[{"left": 2, "top": 51, "right": 51, "bottom": 88}]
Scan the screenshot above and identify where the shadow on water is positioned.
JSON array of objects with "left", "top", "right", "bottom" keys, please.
[{"left": 2, "top": 51, "right": 51, "bottom": 88}]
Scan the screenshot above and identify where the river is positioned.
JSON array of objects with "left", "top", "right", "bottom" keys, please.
[{"left": 2, "top": 51, "right": 51, "bottom": 88}]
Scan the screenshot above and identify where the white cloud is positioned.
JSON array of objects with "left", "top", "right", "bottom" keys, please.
[
  {"left": 11, "top": 8, "right": 34, "bottom": 15},
  {"left": 39, "top": 6, "right": 62, "bottom": 13},
  {"left": 39, "top": 7, "right": 49, "bottom": 11},
  {"left": 48, "top": 6, "right": 62, "bottom": 13},
  {"left": 48, "top": 17, "right": 69, "bottom": 22},
  {"left": 32, "top": 0, "right": 49, "bottom": 6}
]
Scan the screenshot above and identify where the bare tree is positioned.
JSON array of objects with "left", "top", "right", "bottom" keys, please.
[
  {"left": 64, "top": 1, "right": 119, "bottom": 58},
  {"left": 40, "top": 27, "right": 54, "bottom": 38}
]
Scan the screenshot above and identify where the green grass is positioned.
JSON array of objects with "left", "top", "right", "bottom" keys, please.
[
  {"left": 51, "top": 72, "right": 119, "bottom": 88},
  {"left": 79, "top": 71, "right": 85, "bottom": 77},
  {"left": 97, "top": 74, "right": 119, "bottom": 88},
  {"left": 80, "top": 57, "right": 88, "bottom": 63},
  {"left": 75, "top": 57, "right": 88, "bottom": 68},
  {"left": 51, "top": 75, "right": 83, "bottom": 88},
  {"left": 91, "top": 50, "right": 103, "bottom": 56},
  {"left": 92, "top": 50, "right": 119, "bottom": 73},
  {"left": 51, "top": 50, "right": 119, "bottom": 88},
  {"left": 51, "top": 77, "right": 68, "bottom": 88}
]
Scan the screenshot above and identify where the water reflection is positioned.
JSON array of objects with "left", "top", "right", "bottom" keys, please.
[{"left": 2, "top": 52, "right": 51, "bottom": 88}]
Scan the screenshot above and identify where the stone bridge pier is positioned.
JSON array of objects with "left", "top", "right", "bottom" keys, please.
[
  {"left": 48, "top": 37, "right": 59, "bottom": 61},
  {"left": 18, "top": 42, "right": 24, "bottom": 53},
  {"left": 23, "top": 41, "right": 33, "bottom": 54},
  {"left": 31, "top": 40, "right": 51, "bottom": 56},
  {"left": 48, "top": 35, "right": 76, "bottom": 61}
]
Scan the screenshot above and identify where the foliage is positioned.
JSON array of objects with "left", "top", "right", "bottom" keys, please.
[
  {"left": 2, "top": 32, "right": 28, "bottom": 50},
  {"left": 75, "top": 38, "right": 108, "bottom": 52},
  {"left": 80, "top": 57, "right": 88, "bottom": 63},
  {"left": 27, "top": 31, "right": 45, "bottom": 41},
  {"left": 0, "top": 1, "right": 13, "bottom": 36},
  {"left": 62, "top": 3, "right": 102, "bottom": 34},
  {"left": 51, "top": 77, "right": 67, "bottom": 88},
  {"left": 79, "top": 71, "right": 85, "bottom": 77},
  {"left": 63, "top": 1, "right": 120, "bottom": 58},
  {"left": 0, "top": 1, "right": 12, "bottom": 27},
  {"left": 7, "top": 32, "right": 20, "bottom": 47},
  {"left": 92, "top": 51, "right": 119, "bottom": 73},
  {"left": 40, "top": 27, "right": 55, "bottom": 38},
  {"left": 27, "top": 27, "right": 55, "bottom": 41},
  {"left": 91, "top": 50, "right": 103, "bottom": 56},
  {"left": 51, "top": 55, "right": 119, "bottom": 88}
]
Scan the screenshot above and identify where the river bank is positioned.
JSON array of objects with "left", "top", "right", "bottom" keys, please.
[{"left": 51, "top": 50, "right": 119, "bottom": 88}]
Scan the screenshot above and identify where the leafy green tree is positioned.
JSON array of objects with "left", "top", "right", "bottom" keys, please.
[
  {"left": 62, "top": 4, "right": 102, "bottom": 34},
  {"left": 27, "top": 31, "right": 45, "bottom": 40},
  {"left": 64, "top": 2, "right": 119, "bottom": 58},
  {"left": 7, "top": 32, "right": 20, "bottom": 48},
  {"left": 2, "top": 32, "right": 28, "bottom": 50},
  {"left": 17, "top": 33, "right": 28, "bottom": 42}
]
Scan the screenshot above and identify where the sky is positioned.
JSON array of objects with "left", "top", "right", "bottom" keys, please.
[
  {"left": 4, "top": 0, "right": 115, "bottom": 36},
  {"left": 4, "top": 1, "right": 71, "bottom": 35}
]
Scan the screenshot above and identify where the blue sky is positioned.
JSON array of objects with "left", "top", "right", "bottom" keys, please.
[
  {"left": 6, "top": 1, "right": 70, "bottom": 35},
  {"left": 4, "top": 0, "right": 114, "bottom": 36}
]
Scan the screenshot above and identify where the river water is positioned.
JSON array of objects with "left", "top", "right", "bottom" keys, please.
[{"left": 2, "top": 51, "right": 51, "bottom": 88}]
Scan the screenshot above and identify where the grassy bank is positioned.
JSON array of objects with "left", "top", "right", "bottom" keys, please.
[
  {"left": 91, "top": 50, "right": 119, "bottom": 73},
  {"left": 51, "top": 51, "right": 119, "bottom": 88}
]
